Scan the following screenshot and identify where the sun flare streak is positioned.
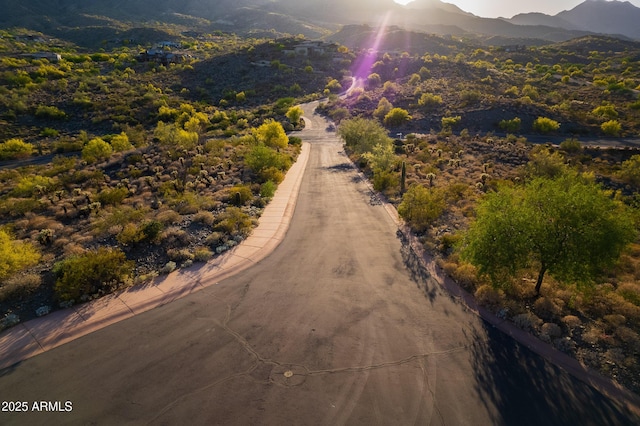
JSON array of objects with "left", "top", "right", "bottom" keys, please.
[{"left": 352, "top": 11, "right": 392, "bottom": 79}]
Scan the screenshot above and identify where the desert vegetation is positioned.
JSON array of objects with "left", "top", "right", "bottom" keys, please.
[
  {"left": 326, "top": 35, "right": 640, "bottom": 392},
  {"left": 0, "top": 29, "right": 350, "bottom": 329}
]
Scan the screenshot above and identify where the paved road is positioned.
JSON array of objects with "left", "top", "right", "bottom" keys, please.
[{"left": 0, "top": 102, "right": 638, "bottom": 425}]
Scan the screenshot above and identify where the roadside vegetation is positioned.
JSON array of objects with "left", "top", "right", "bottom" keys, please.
[
  {"left": 0, "top": 29, "right": 349, "bottom": 329},
  {"left": 328, "top": 35, "right": 640, "bottom": 393}
]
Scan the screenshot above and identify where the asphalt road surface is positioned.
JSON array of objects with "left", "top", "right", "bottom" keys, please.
[{"left": 0, "top": 102, "right": 638, "bottom": 425}]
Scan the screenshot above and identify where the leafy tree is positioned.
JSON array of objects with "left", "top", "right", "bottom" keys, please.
[
  {"left": 82, "top": 137, "right": 113, "bottom": 163},
  {"left": 285, "top": 106, "right": 303, "bottom": 125},
  {"left": 461, "top": 172, "right": 637, "bottom": 294},
  {"left": 253, "top": 119, "right": 288, "bottom": 149},
  {"left": 601, "top": 120, "right": 621, "bottom": 136},
  {"left": 338, "top": 118, "right": 392, "bottom": 156},
  {"left": 0, "top": 229, "right": 40, "bottom": 279},
  {"left": 110, "top": 132, "right": 133, "bottom": 152},
  {"left": 384, "top": 108, "right": 411, "bottom": 127},
  {"left": 398, "top": 185, "right": 446, "bottom": 233},
  {"left": 533, "top": 117, "right": 560, "bottom": 134},
  {"left": 0, "top": 138, "right": 34, "bottom": 160}
]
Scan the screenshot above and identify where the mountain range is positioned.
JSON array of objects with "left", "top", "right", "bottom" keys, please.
[{"left": 1, "top": 0, "right": 640, "bottom": 45}]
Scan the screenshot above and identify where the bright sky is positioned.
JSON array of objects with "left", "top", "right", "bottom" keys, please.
[{"left": 393, "top": 0, "right": 640, "bottom": 19}]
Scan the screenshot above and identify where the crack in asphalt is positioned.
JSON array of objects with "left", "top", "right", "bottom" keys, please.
[{"left": 147, "top": 296, "right": 470, "bottom": 423}]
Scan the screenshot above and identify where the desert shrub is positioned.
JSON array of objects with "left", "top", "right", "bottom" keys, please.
[
  {"left": 154, "top": 122, "right": 198, "bottom": 150},
  {"left": 35, "top": 105, "right": 66, "bottom": 120},
  {"left": 227, "top": 185, "right": 253, "bottom": 206},
  {"left": 53, "top": 248, "right": 133, "bottom": 301},
  {"left": 474, "top": 284, "right": 503, "bottom": 307},
  {"left": 117, "top": 223, "right": 145, "bottom": 245},
  {"left": 156, "top": 209, "right": 182, "bottom": 224},
  {"left": 205, "top": 232, "right": 225, "bottom": 247},
  {"left": 140, "top": 220, "right": 163, "bottom": 242},
  {"left": 451, "top": 262, "right": 478, "bottom": 288},
  {"left": 398, "top": 185, "right": 446, "bottom": 233},
  {"left": 532, "top": 117, "right": 560, "bottom": 133},
  {"left": 0, "top": 273, "right": 41, "bottom": 302},
  {"left": 418, "top": 93, "right": 443, "bottom": 110},
  {"left": 12, "top": 175, "right": 56, "bottom": 197},
  {"left": 82, "top": 137, "right": 113, "bottom": 163},
  {"left": 97, "top": 187, "right": 129, "bottom": 206},
  {"left": 498, "top": 117, "right": 521, "bottom": 133},
  {"left": 214, "top": 207, "right": 253, "bottom": 236},
  {"left": 366, "top": 73, "right": 381, "bottom": 88},
  {"left": 441, "top": 116, "right": 461, "bottom": 130},
  {"left": 540, "top": 323, "right": 562, "bottom": 339},
  {"left": 617, "top": 282, "right": 640, "bottom": 306},
  {"left": 601, "top": 120, "right": 621, "bottom": 136},
  {"left": 193, "top": 210, "right": 215, "bottom": 226},
  {"left": 513, "top": 312, "right": 543, "bottom": 331},
  {"left": 592, "top": 104, "right": 618, "bottom": 119},
  {"left": 160, "top": 226, "right": 192, "bottom": 247},
  {"left": 562, "top": 315, "right": 582, "bottom": 329},
  {"left": 194, "top": 247, "right": 214, "bottom": 262},
  {"left": 260, "top": 180, "right": 277, "bottom": 198},
  {"left": 245, "top": 145, "right": 291, "bottom": 182},
  {"left": 253, "top": 119, "right": 289, "bottom": 149},
  {"left": 559, "top": 138, "right": 582, "bottom": 153},
  {"left": 525, "top": 147, "right": 567, "bottom": 178},
  {"left": 160, "top": 261, "right": 177, "bottom": 274},
  {"left": 383, "top": 108, "right": 411, "bottom": 127},
  {"left": 0, "top": 138, "right": 34, "bottom": 160},
  {"left": 373, "top": 169, "right": 398, "bottom": 191},
  {"left": 533, "top": 297, "right": 563, "bottom": 320},
  {"left": 373, "top": 97, "right": 393, "bottom": 120},
  {"left": 110, "top": 132, "right": 133, "bottom": 152},
  {"left": 167, "top": 248, "right": 194, "bottom": 262},
  {"left": 285, "top": 106, "right": 303, "bottom": 125}
]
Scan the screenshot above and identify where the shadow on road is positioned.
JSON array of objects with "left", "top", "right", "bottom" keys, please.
[{"left": 470, "top": 324, "right": 639, "bottom": 426}]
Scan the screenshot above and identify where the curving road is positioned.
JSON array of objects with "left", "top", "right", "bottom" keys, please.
[{"left": 0, "top": 102, "right": 638, "bottom": 425}]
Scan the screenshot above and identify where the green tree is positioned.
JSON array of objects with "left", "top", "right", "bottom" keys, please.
[
  {"left": 82, "top": 137, "right": 113, "bottom": 163},
  {"left": 0, "top": 229, "right": 40, "bottom": 279},
  {"left": 462, "top": 172, "right": 637, "bottom": 294},
  {"left": 0, "top": 138, "right": 34, "bottom": 160},
  {"left": 533, "top": 117, "right": 560, "bottom": 134},
  {"left": 384, "top": 108, "right": 411, "bottom": 127},
  {"left": 110, "top": 132, "right": 133, "bottom": 152},
  {"left": 601, "top": 120, "right": 621, "bottom": 136},
  {"left": 398, "top": 185, "right": 446, "bottom": 233},
  {"left": 285, "top": 106, "right": 304, "bottom": 125},
  {"left": 253, "top": 119, "right": 289, "bottom": 149},
  {"left": 338, "top": 118, "right": 392, "bottom": 156}
]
